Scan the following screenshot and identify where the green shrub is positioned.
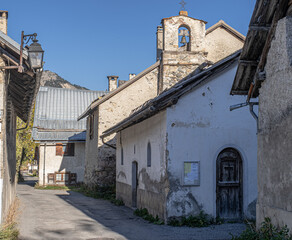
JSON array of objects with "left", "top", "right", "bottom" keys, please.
[
  {"left": 168, "top": 211, "right": 222, "bottom": 228},
  {"left": 134, "top": 208, "right": 164, "bottom": 225},
  {"left": 232, "top": 217, "right": 292, "bottom": 240}
]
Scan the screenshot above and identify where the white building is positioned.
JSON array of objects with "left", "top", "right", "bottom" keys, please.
[
  {"left": 32, "top": 87, "right": 107, "bottom": 185},
  {"left": 102, "top": 51, "right": 258, "bottom": 222}
]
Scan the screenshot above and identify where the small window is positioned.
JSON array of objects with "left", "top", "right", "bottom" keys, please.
[
  {"left": 56, "top": 143, "right": 75, "bottom": 156},
  {"left": 121, "top": 147, "right": 124, "bottom": 165},
  {"left": 147, "top": 142, "right": 151, "bottom": 167},
  {"left": 89, "top": 115, "right": 94, "bottom": 140}
]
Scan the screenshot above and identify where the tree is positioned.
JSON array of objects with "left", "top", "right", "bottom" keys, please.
[{"left": 16, "top": 107, "right": 38, "bottom": 173}]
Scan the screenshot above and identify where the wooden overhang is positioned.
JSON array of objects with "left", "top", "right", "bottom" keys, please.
[
  {"left": 231, "top": 0, "right": 291, "bottom": 97},
  {"left": 0, "top": 37, "right": 40, "bottom": 123}
]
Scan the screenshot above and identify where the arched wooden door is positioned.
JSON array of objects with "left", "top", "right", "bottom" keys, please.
[
  {"left": 132, "top": 161, "right": 138, "bottom": 208},
  {"left": 216, "top": 148, "right": 242, "bottom": 220}
]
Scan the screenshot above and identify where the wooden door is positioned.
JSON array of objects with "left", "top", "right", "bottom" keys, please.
[
  {"left": 132, "top": 161, "right": 138, "bottom": 208},
  {"left": 216, "top": 148, "right": 242, "bottom": 220}
]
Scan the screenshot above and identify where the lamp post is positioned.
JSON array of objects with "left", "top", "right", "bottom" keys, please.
[{"left": 1, "top": 31, "right": 44, "bottom": 73}]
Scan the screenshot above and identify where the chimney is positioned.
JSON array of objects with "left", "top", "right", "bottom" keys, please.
[
  {"left": 156, "top": 26, "right": 163, "bottom": 61},
  {"left": 129, "top": 73, "right": 136, "bottom": 80},
  {"left": 0, "top": 11, "right": 8, "bottom": 35},
  {"left": 107, "top": 76, "right": 119, "bottom": 91}
]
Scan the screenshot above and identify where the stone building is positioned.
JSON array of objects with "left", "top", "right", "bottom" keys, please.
[
  {"left": 0, "top": 11, "right": 41, "bottom": 223},
  {"left": 102, "top": 51, "right": 257, "bottom": 222},
  {"left": 32, "top": 87, "right": 106, "bottom": 186},
  {"left": 79, "top": 11, "right": 245, "bottom": 187},
  {"left": 231, "top": 0, "right": 292, "bottom": 230}
]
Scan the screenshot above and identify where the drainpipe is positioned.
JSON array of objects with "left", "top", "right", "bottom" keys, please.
[
  {"left": 230, "top": 102, "right": 259, "bottom": 131},
  {"left": 101, "top": 136, "right": 116, "bottom": 150},
  {"left": 43, "top": 143, "right": 46, "bottom": 185}
]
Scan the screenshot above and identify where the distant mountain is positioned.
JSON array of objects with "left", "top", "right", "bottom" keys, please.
[{"left": 40, "top": 70, "right": 88, "bottom": 90}]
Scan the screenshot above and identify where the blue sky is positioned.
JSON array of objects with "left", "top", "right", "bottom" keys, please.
[{"left": 2, "top": 0, "right": 256, "bottom": 91}]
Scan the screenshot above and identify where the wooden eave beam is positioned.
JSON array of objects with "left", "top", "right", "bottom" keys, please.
[{"left": 251, "top": 0, "right": 290, "bottom": 98}]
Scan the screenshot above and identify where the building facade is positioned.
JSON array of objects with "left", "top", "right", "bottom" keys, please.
[
  {"left": 102, "top": 52, "right": 258, "bottom": 222},
  {"left": 231, "top": 0, "right": 292, "bottom": 230},
  {"left": 0, "top": 10, "right": 41, "bottom": 223},
  {"left": 80, "top": 11, "right": 245, "bottom": 188},
  {"left": 32, "top": 87, "right": 106, "bottom": 186}
]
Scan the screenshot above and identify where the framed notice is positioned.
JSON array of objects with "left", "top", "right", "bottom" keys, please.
[{"left": 183, "top": 161, "right": 200, "bottom": 186}]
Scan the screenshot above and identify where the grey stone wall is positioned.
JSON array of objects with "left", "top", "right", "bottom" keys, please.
[
  {"left": 84, "top": 68, "right": 159, "bottom": 187},
  {"left": 257, "top": 16, "right": 292, "bottom": 230}
]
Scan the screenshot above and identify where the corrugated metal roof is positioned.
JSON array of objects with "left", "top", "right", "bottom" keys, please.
[
  {"left": 33, "top": 86, "right": 107, "bottom": 131},
  {"left": 0, "top": 31, "right": 28, "bottom": 58},
  {"left": 32, "top": 129, "right": 86, "bottom": 142}
]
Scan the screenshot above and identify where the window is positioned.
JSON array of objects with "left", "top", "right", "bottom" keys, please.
[
  {"left": 121, "top": 147, "right": 124, "bottom": 165},
  {"left": 89, "top": 115, "right": 94, "bottom": 140},
  {"left": 56, "top": 143, "right": 75, "bottom": 156},
  {"left": 147, "top": 142, "right": 151, "bottom": 167}
]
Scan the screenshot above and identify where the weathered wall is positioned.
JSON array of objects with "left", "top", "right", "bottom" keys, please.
[
  {"left": 257, "top": 16, "right": 292, "bottom": 230},
  {"left": 205, "top": 27, "right": 244, "bottom": 63},
  {"left": 84, "top": 67, "right": 159, "bottom": 187},
  {"left": 116, "top": 111, "right": 167, "bottom": 220},
  {"left": 0, "top": 11, "right": 7, "bottom": 35},
  {"left": 162, "top": 15, "right": 206, "bottom": 52},
  {"left": 38, "top": 142, "right": 85, "bottom": 185},
  {"left": 161, "top": 14, "right": 207, "bottom": 91},
  {"left": 0, "top": 57, "right": 17, "bottom": 223},
  {"left": 161, "top": 51, "right": 206, "bottom": 91},
  {"left": 166, "top": 63, "right": 257, "bottom": 219}
]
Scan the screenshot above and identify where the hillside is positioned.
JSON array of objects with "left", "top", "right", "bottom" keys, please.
[{"left": 40, "top": 70, "right": 88, "bottom": 90}]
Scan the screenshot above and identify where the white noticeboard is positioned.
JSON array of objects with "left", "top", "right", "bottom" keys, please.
[{"left": 183, "top": 161, "right": 200, "bottom": 186}]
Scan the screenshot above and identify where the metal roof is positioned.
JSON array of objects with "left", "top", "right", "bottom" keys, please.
[
  {"left": 0, "top": 30, "right": 28, "bottom": 58},
  {"left": 33, "top": 87, "right": 107, "bottom": 131}
]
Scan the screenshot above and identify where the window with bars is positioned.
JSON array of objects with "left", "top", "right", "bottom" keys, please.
[{"left": 56, "top": 143, "right": 75, "bottom": 156}]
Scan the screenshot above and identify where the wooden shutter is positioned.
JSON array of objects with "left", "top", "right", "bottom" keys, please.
[
  {"left": 56, "top": 143, "right": 63, "bottom": 156},
  {"left": 89, "top": 115, "right": 94, "bottom": 140},
  {"left": 65, "top": 143, "right": 75, "bottom": 156}
]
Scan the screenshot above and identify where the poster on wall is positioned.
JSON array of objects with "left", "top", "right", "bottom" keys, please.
[{"left": 183, "top": 161, "right": 200, "bottom": 186}]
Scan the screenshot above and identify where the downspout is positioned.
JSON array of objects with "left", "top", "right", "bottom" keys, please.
[
  {"left": 101, "top": 136, "right": 116, "bottom": 150},
  {"left": 43, "top": 143, "right": 46, "bottom": 185}
]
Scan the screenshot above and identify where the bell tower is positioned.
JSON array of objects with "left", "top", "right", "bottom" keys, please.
[{"left": 157, "top": 10, "right": 208, "bottom": 92}]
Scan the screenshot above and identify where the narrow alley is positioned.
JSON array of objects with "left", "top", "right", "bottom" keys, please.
[{"left": 17, "top": 175, "right": 245, "bottom": 240}]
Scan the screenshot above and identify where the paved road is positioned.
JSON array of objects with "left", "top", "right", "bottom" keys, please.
[{"left": 17, "top": 176, "right": 246, "bottom": 240}]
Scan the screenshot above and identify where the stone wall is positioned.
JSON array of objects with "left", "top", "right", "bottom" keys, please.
[
  {"left": 84, "top": 67, "right": 160, "bottom": 187},
  {"left": 257, "top": 16, "right": 292, "bottom": 230},
  {"left": 0, "top": 11, "right": 7, "bottom": 35},
  {"left": 205, "top": 26, "right": 244, "bottom": 63}
]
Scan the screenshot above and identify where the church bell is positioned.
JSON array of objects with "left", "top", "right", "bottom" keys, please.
[{"left": 180, "top": 36, "right": 187, "bottom": 45}]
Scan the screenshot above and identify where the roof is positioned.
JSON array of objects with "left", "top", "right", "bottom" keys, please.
[
  {"left": 102, "top": 50, "right": 240, "bottom": 138},
  {"left": 206, "top": 20, "right": 246, "bottom": 42},
  {"left": 162, "top": 14, "right": 207, "bottom": 24},
  {"left": 0, "top": 31, "right": 28, "bottom": 58},
  {"left": 0, "top": 31, "right": 39, "bottom": 122},
  {"left": 33, "top": 87, "right": 107, "bottom": 141},
  {"left": 78, "top": 61, "right": 160, "bottom": 121},
  {"left": 231, "top": 0, "right": 290, "bottom": 97}
]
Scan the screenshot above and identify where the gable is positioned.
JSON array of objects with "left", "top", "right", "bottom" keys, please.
[{"left": 206, "top": 25, "right": 244, "bottom": 63}]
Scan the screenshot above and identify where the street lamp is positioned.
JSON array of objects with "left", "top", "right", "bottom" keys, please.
[
  {"left": 0, "top": 31, "right": 44, "bottom": 73},
  {"left": 25, "top": 35, "right": 44, "bottom": 70}
]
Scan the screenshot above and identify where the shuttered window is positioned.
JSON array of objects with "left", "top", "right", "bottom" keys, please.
[
  {"left": 56, "top": 143, "right": 63, "bottom": 156},
  {"left": 56, "top": 143, "right": 75, "bottom": 156}
]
